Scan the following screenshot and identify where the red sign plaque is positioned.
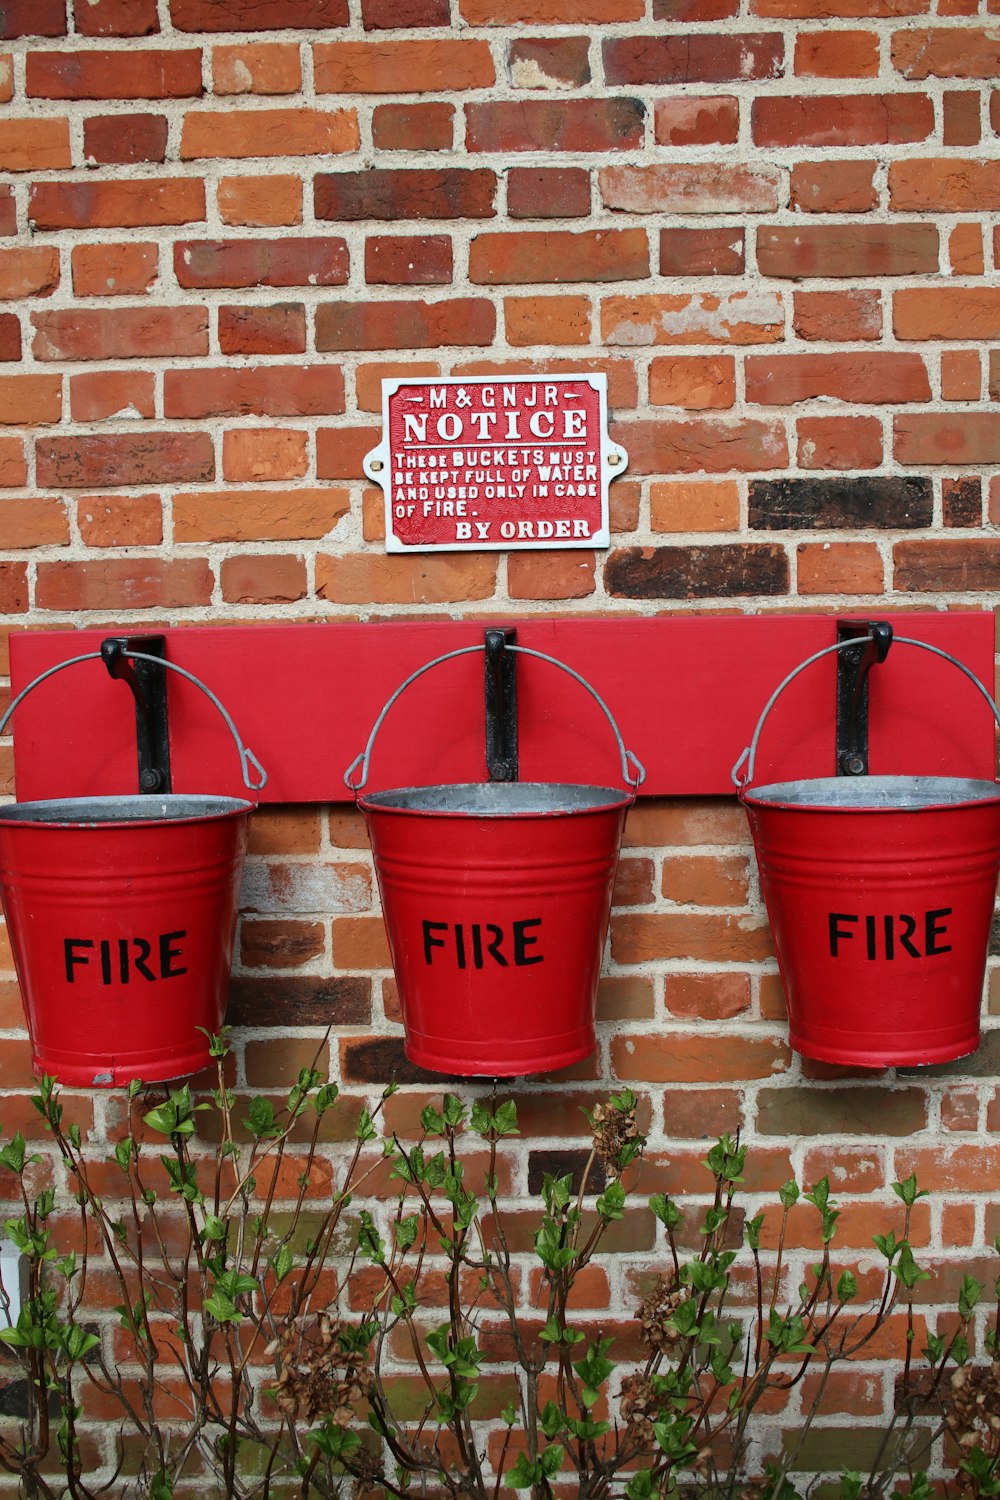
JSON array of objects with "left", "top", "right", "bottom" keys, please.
[{"left": 363, "top": 374, "right": 627, "bottom": 552}]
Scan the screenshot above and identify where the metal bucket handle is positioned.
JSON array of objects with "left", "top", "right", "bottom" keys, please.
[
  {"left": 0, "top": 649, "right": 268, "bottom": 793},
  {"left": 732, "top": 635, "right": 1000, "bottom": 792},
  {"left": 345, "top": 643, "right": 646, "bottom": 794}
]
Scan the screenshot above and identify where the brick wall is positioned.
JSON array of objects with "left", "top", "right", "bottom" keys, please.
[{"left": 0, "top": 0, "right": 998, "bottom": 1484}]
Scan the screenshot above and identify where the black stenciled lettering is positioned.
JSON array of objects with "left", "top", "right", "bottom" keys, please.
[
  {"left": 925, "top": 907, "right": 953, "bottom": 956},
  {"left": 100, "top": 939, "right": 113, "bottom": 985},
  {"left": 897, "top": 913, "right": 920, "bottom": 958},
  {"left": 64, "top": 938, "right": 93, "bottom": 983},
  {"left": 883, "top": 914, "right": 894, "bottom": 961},
  {"left": 471, "top": 924, "right": 484, "bottom": 969},
  {"left": 133, "top": 937, "right": 156, "bottom": 982},
  {"left": 454, "top": 924, "right": 466, "bottom": 970},
  {"left": 865, "top": 915, "right": 876, "bottom": 961},
  {"left": 422, "top": 921, "right": 447, "bottom": 965},
  {"left": 159, "top": 931, "right": 187, "bottom": 979},
  {"left": 119, "top": 937, "right": 130, "bottom": 984},
  {"left": 486, "top": 925, "right": 508, "bottom": 966},
  {"left": 828, "top": 913, "right": 858, "bottom": 957},
  {"left": 513, "top": 918, "right": 543, "bottom": 966}
]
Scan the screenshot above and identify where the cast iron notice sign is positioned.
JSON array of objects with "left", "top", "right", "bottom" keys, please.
[{"left": 363, "top": 373, "right": 628, "bottom": 552}]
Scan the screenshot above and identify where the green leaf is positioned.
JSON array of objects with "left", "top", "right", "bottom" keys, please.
[
  {"left": 649, "top": 1193, "right": 681, "bottom": 1229},
  {"left": 596, "top": 1180, "right": 625, "bottom": 1223},
  {"left": 779, "top": 1179, "right": 800, "bottom": 1209},
  {"left": 959, "top": 1273, "right": 983, "bottom": 1320},
  {"left": 892, "top": 1172, "right": 928, "bottom": 1207},
  {"left": 836, "top": 1270, "right": 857, "bottom": 1303},
  {"left": 0, "top": 1133, "right": 26, "bottom": 1176}
]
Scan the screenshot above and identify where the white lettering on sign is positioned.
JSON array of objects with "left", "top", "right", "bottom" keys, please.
[{"left": 363, "top": 374, "right": 627, "bottom": 553}]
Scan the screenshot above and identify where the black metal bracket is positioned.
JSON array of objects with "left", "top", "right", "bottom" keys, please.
[
  {"left": 836, "top": 619, "right": 893, "bottom": 776},
  {"left": 484, "top": 628, "right": 518, "bottom": 782},
  {"left": 100, "top": 635, "right": 172, "bottom": 794}
]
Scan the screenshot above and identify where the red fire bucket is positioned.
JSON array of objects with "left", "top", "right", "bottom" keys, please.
[
  {"left": 733, "top": 636, "right": 1000, "bottom": 1067},
  {"left": 345, "top": 645, "right": 645, "bottom": 1077},
  {"left": 0, "top": 651, "right": 267, "bottom": 1086}
]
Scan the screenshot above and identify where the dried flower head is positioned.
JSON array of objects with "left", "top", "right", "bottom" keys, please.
[
  {"left": 589, "top": 1090, "right": 643, "bottom": 1173},
  {"left": 946, "top": 1361, "right": 1000, "bottom": 1455},
  {"left": 269, "top": 1312, "right": 374, "bottom": 1426},
  {"left": 637, "top": 1272, "right": 687, "bottom": 1356}
]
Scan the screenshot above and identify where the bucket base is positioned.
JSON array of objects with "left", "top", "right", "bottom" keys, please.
[
  {"left": 32, "top": 1038, "right": 214, "bottom": 1089},
  {"left": 789, "top": 1027, "right": 981, "bottom": 1069},
  {"left": 404, "top": 1026, "right": 595, "bottom": 1079}
]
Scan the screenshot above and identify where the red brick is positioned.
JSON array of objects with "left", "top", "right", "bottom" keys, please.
[
  {"left": 612, "top": 416, "right": 788, "bottom": 474},
  {"left": 604, "top": 32, "right": 783, "bottom": 82},
  {"left": 0, "top": 247, "right": 59, "bottom": 300},
  {"left": 70, "top": 243, "right": 158, "bottom": 297},
  {"left": 504, "top": 294, "right": 591, "bottom": 345},
  {"left": 663, "top": 972, "right": 750, "bottom": 1019},
  {"left": 364, "top": 235, "right": 452, "bottom": 285},
  {"left": 315, "top": 552, "right": 497, "bottom": 606},
  {"left": 315, "top": 167, "right": 496, "bottom": 220},
  {"left": 753, "top": 92, "right": 932, "bottom": 144},
  {"left": 220, "top": 554, "right": 307, "bottom": 604},
  {"left": 889, "top": 157, "right": 1000, "bottom": 209},
  {"left": 660, "top": 226, "right": 745, "bottom": 276},
  {"left": 29, "top": 178, "right": 205, "bottom": 229},
  {"left": 83, "top": 113, "right": 168, "bottom": 164},
  {"left": 454, "top": 355, "right": 638, "bottom": 408},
  {"left": 894, "top": 286, "right": 1000, "bottom": 338},
  {"left": 796, "top": 415, "right": 883, "bottom": 469},
  {"left": 649, "top": 479, "right": 739, "bottom": 532},
  {"left": 793, "top": 288, "right": 882, "bottom": 340},
  {"left": 797, "top": 540, "right": 884, "bottom": 593},
  {"left": 183, "top": 107, "right": 358, "bottom": 159},
  {"left": 649, "top": 354, "right": 736, "bottom": 408},
  {"left": 942, "top": 474, "right": 982, "bottom": 525},
  {"left": 471, "top": 228, "right": 647, "bottom": 283},
  {"left": 508, "top": 37, "right": 591, "bottom": 86},
  {"left": 943, "top": 90, "right": 982, "bottom": 145},
  {"left": 941, "top": 349, "right": 981, "bottom": 399},
  {"left": 895, "top": 414, "right": 1000, "bottom": 464},
  {"left": 28, "top": 48, "right": 202, "bottom": 98},
  {"left": 371, "top": 102, "right": 453, "bottom": 150},
  {"left": 600, "top": 162, "right": 781, "bottom": 213},
  {"left": 507, "top": 167, "right": 590, "bottom": 218},
  {"left": 0, "top": 118, "right": 70, "bottom": 171},
  {"left": 164, "top": 365, "right": 345, "bottom": 419},
  {"left": 363, "top": 0, "right": 448, "bottom": 23},
  {"left": 655, "top": 0, "right": 738, "bottom": 15},
  {"left": 0, "top": 374, "right": 61, "bottom": 425},
  {"left": 507, "top": 552, "right": 596, "bottom": 599},
  {"left": 69, "top": 369, "right": 156, "bottom": 421},
  {"left": 0, "top": 438, "right": 26, "bottom": 486},
  {"left": 0, "top": 497, "right": 68, "bottom": 548},
  {"left": 217, "top": 175, "right": 302, "bottom": 226},
  {"left": 74, "top": 0, "right": 159, "bottom": 33},
  {"left": 602, "top": 290, "right": 783, "bottom": 345},
  {"left": 795, "top": 28, "right": 880, "bottom": 74},
  {"left": 174, "top": 487, "right": 348, "bottom": 542},
  {"left": 315, "top": 297, "right": 495, "bottom": 350},
  {"left": 170, "top": 0, "right": 347, "bottom": 28},
  {"left": 355, "top": 360, "right": 440, "bottom": 410},
  {"left": 463, "top": 0, "right": 641, "bottom": 19},
  {"left": 36, "top": 558, "right": 213, "bottom": 611},
  {"left": 759, "top": 224, "right": 938, "bottom": 277},
  {"left": 746, "top": 351, "right": 929, "bottom": 404},
  {"left": 949, "top": 222, "right": 984, "bottom": 274},
  {"left": 0, "top": 0, "right": 66, "bottom": 37},
  {"left": 467, "top": 98, "right": 643, "bottom": 152},
  {"left": 315, "top": 425, "right": 380, "bottom": 479},
  {"left": 314, "top": 39, "right": 494, "bottom": 91},
  {"left": 32, "top": 307, "right": 206, "bottom": 361},
  {"left": 212, "top": 42, "right": 301, "bottom": 93},
  {"left": 611, "top": 1032, "right": 789, "bottom": 1083},
  {"left": 754, "top": 0, "right": 927, "bottom": 16},
  {"left": 0, "top": 562, "right": 27, "bottom": 612},
  {"left": 76, "top": 494, "right": 162, "bottom": 547},
  {"left": 36, "top": 432, "right": 213, "bottom": 488},
  {"left": 654, "top": 95, "right": 739, "bottom": 145},
  {"left": 218, "top": 303, "right": 305, "bottom": 355},
  {"left": 0, "top": 316, "right": 20, "bottom": 361},
  {"left": 893, "top": 26, "right": 1000, "bottom": 76},
  {"left": 790, "top": 160, "right": 877, "bottom": 212},
  {"left": 222, "top": 428, "right": 308, "bottom": 481},
  {"left": 176, "top": 237, "right": 347, "bottom": 289}
]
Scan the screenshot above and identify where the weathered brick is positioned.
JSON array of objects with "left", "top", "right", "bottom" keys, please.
[
  {"left": 654, "top": 0, "right": 738, "bottom": 17},
  {"left": 29, "top": 178, "right": 205, "bottom": 229},
  {"left": 316, "top": 297, "right": 495, "bottom": 350},
  {"left": 362, "top": 0, "right": 449, "bottom": 25},
  {"left": 174, "top": 488, "right": 349, "bottom": 542},
  {"left": 654, "top": 95, "right": 739, "bottom": 145},
  {"left": 76, "top": 494, "right": 162, "bottom": 547},
  {"left": 462, "top": 0, "right": 641, "bottom": 19},
  {"left": 796, "top": 415, "right": 883, "bottom": 470},
  {"left": 170, "top": 0, "right": 347, "bottom": 28},
  {"left": 0, "top": 0, "right": 67, "bottom": 37},
  {"left": 507, "top": 167, "right": 590, "bottom": 218},
  {"left": 218, "top": 303, "right": 306, "bottom": 355},
  {"left": 36, "top": 432, "right": 213, "bottom": 488},
  {"left": 176, "top": 237, "right": 347, "bottom": 289},
  {"left": 316, "top": 168, "right": 496, "bottom": 221},
  {"left": 228, "top": 977, "right": 369, "bottom": 1029},
  {"left": 660, "top": 227, "right": 745, "bottom": 276},
  {"left": 757, "top": 1086, "right": 927, "bottom": 1135},
  {"left": 895, "top": 414, "right": 1000, "bottom": 464},
  {"left": 504, "top": 294, "right": 591, "bottom": 345},
  {"left": 314, "top": 39, "right": 494, "bottom": 92},
  {"left": 793, "top": 288, "right": 882, "bottom": 341},
  {"left": 606, "top": 543, "right": 789, "bottom": 597},
  {"left": 0, "top": 561, "right": 28, "bottom": 612},
  {"left": 315, "top": 425, "right": 380, "bottom": 478},
  {"left": 602, "top": 291, "right": 783, "bottom": 345},
  {"left": 211, "top": 42, "right": 301, "bottom": 94},
  {"left": 0, "top": 374, "right": 62, "bottom": 425},
  {"left": 889, "top": 158, "right": 1000, "bottom": 210},
  {"left": 508, "top": 37, "right": 591, "bottom": 87},
  {"left": 600, "top": 162, "right": 781, "bottom": 213},
  {"left": 27, "top": 48, "right": 202, "bottom": 98},
  {"left": 941, "top": 348, "right": 981, "bottom": 399},
  {"left": 795, "top": 28, "right": 879, "bottom": 74},
  {"left": 942, "top": 91, "right": 982, "bottom": 145},
  {"left": 364, "top": 235, "right": 452, "bottom": 285},
  {"left": 604, "top": 32, "right": 783, "bottom": 83},
  {"left": 471, "top": 228, "right": 647, "bottom": 283},
  {"left": 35, "top": 557, "right": 213, "bottom": 611},
  {"left": 893, "top": 26, "right": 1000, "bottom": 76},
  {"left": 749, "top": 476, "right": 931, "bottom": 529},
  {"left": 758, "top": 224, "right": 938, "bottom": 277},
  {"left": 650, "top": 479, "right": 740, "bottom": 532},
  {"left": 894, "top": 287, "right": 1000, "bottom": 339},
  {"left": 753, "top": 92, "right": 932, "bottom": 145},
  {"left": 0, "top": 438, "right": 27, "bottom": 485},
  {"left": 466, "top": 99, "right": 644, "bottom": 152},
  {"left": 0, "top": 118, "right": 71, "bottom": 171},
  {"left": 31, "top": 307, "right": 207, "bottom": 361},
  {"left": 70, "top": 244, "right": 158, "bottom": 297},
  {"left": 611, "top": 1032, "right": 789, "bottom": 1083},
  {"left": 83, "top": 113, "right": 168, "bottom": 164},
  {"left": 220, "top": 553, "right": 307, "bottom": 604},
  {"left": 797, "top": 539, "right": 884, "bottom": 593},
  {"left": 615, "top": 415, "right": 787, "bottom": 473},
  {"left": 315, "top": 552, "right": 498, "bottom": 605},
  {"left": 507, "top": 552, "right": 596, "bottom": 599},
  {"left": 222, "top": 429, "right": 309, "bottom": 481},
  {"left": 942, "top": 476, "right": 982, "bottom": 527},
  {"left": 649, "top": 354, "right": 736, "bottom": 408},
  {"left": 164, "top": 365, "right": 345, "bottom": 419},
  {"left": 239, "top": 918, "right": 325, "bottom": 970},
  {"left": 371, "top": 102, "right": 453, "bottom": 150},
  {"left": 745, "top": 351, "right": 930, "bottom": 404},
  {"left": 217, "top": 175, "right": 302, "bottom": 228},
  {"left": 240, "top": 860, "right": 371, "bottom": 914},
  {"left": 895, "top": 538, "right": 1000, "bottom": 590},
  {"left": 75, "top": 0, "right": 159, "bottom": 34},
  {"left": 181, "top": 107, "right": 358, "bottom": 159},
  {"left": 949, "top": 222, "right": 984, "bottom": 274},
  {"left": 0, "top": 315, "right": 20, "bottom": 362},
  {"left": 0, "top": 248, "right": 59, "bottom": 300},
  {"left": 790, "top": 160, "right": 877, "bottom": 212},
  {"left": 0, "top": 497, "right": 68, "bottom": 548},
  {"left": 69, "top": 369, "right": 156, "bottom": 421},
  {"left": 0, "top": 187, "right": 15, "bottom": 236},
  {"left": 754, "top": 0, "right": 927, "bottom": 16}
]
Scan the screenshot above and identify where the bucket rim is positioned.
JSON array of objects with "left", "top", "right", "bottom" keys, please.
[
  {"left": 742, "top": 771, "right": 1000, "bottom": 813},
  {"left": 0, "top": 793, "right": 256, "bottom": 828},
  {"left": 358, "top": 780, "right": 634, "bottom": 818}
]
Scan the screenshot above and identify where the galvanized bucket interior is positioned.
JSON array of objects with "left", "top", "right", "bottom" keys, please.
[
  {"left": 744, "top": 773, "right": 1000, "bottom": 811},
  {"left": 0, "top": 795, "right": 253, "bottom": 826},
  {"left": 361, "top": 782, "right": 631, "bottom": 817}
]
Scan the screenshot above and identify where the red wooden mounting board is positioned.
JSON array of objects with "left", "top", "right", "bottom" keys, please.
[{"left": 7, "top": 614, "right": 997, "bottom": 804}]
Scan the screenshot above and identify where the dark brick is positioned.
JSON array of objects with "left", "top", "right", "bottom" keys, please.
[
  {"left": 508, "top": 37, "right": 591, "bottom": 88},
  {"left": 894, "top": 538, "right": 1000, "bottom": 592},
  {"left": 749, "top": 476, "right": 933, "bottom": 530},
  {"left": 508, "top": 167, "right": 590, "bottom": 219},
  {"left": 340, "top": 1035, "right": 465, "bottom": 1086},
  {"left": 227, "top": 975, "right": 370, "bottom": 1027},
  {"left": 0, "top": 316, "right": 21, "bottom": 362},
  {"left": 605, "top": 544, "right": 789, "bottom": 598},
  {"left": 364, "top": 234, "right": 452, "bottom": 285},
  {"left": 466, "top": 99, "right": 644, "bottom": 153},
  {"left": 527, "top": 1149, "right": 607, "bottom": 1196},
  {"left": 35, "top": 432, "right": 214, "bottom": 488},
  {"left": 900, "top": 1029, "right": 1000, "bottom": 1080},
  {"left": 604, "top": 33, "right": 783, "bottom": 85},
  {"left": 660, "top": 227, "right": 744, "bottom": 276},
  {"left": 0, "top": 0, "right": 66, "bottom": 36},
  {"left": 943, "top": 476, "right": 982, "bottom": 527},
  {"left": 363, "top": 0, "right": 448, "bottom": 24},
  {"left": 0, "top": 188, "right": 15, "bottom": 236},
  {"left": 654, "top": 0, "right": 738, "bottom": 16},
  {"left": 83, "top": 114, "right": 168, "bottom": 165},
  {"left": 74, "top": 0, "right": 159, "bottom": 34},
  {"left": 315, "top": 168, "right": 497, "bottom": 221},
  {"left": 170, "top": 0, "right": 347, "bottom": 28},
  {"left": 218, "top": 303, "right": 306, "bottom": 356},
  {"left": 756, "top": 1086, "right": 928, "bottom": 1135}
]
